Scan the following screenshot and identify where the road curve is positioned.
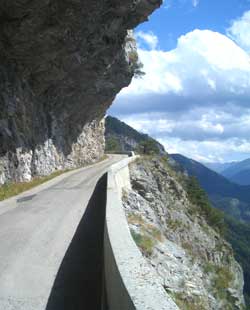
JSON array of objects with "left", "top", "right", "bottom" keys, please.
[{"left": 0, "top": 155, "right": 124, "bottom": 310}]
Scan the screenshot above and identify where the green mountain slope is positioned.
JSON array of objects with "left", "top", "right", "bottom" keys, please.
[
  {"left": 105, "top": 115, "right": 166, "bottom": 154},
  {"left": 170, "top": 154, "right": 250, "bottom": 222}
]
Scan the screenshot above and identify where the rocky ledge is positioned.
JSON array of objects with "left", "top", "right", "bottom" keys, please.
[
  {"left": 0, "top": 0, "right": 161, "bottom": 183},
  {"left": 123, "top": 157, "right": 245, "bottom": 310}
]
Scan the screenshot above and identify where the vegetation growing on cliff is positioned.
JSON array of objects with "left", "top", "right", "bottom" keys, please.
[
  {"left": 131, "top": 230, "right": 155, "bottom": 256},
  {"left": 128, "top": 212, "right": 162, "bottom": 256},
  {"left": 136, "top": 140, "right": 161, "bottom": 155},
  {"left": 171, "top": 154, "right": 250, "bottom": 306},
  {"left": 123, "top": 156, "right": 245, "bottom": 309},
  {"left": 170, "top": 292, "right": 206, "bottom": 310},
  {"left": 226, "top": 216, "right": 250, "bottom": 306},
  {"left": 185, "top": 176, "right": 225, "bottom": 233}
]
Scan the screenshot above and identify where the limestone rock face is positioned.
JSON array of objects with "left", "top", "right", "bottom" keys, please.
[
  {"left": 0, "top": 0, "right": 161, "bottom": 183},
  {"left": 123, "top": 158, "right": 245, "bottom": 310}
]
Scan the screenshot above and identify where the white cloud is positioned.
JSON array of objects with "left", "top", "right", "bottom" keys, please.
[
  {"left": 158, "top": 137, "right": 250, "bottom": 162},
  {"left": 135, "top": 31, "right": 159, "bottom": 50},
  {"left": 121, "top": 107, "right": 250, "bottom": 141},
  {"left": 119, "top": 29, "right": 250, "bottom": 99},
  {"left": 110, "top": 28, "right": 250, "bottom": 161},
  {"left": 227, "top": 10, "right": 250, "bottom": 53},
  {"left": 116, "top": 108, "right": 250, "bottom": 162}
]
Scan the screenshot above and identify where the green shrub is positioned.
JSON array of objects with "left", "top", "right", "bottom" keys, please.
[
  {"left": 128, "top": 51, "right": 145, "bottom": 78},
  {"left": 127, "top": 213, "right": 144, "bottom": 225},
  {"left": 136, "top": 140, "right": 160, "bottom": 155},
  {"left": 128, "top": 212, "right": 163, "bottom": 242},
  {"left": 213, "top": 266, "right": 234, "bottom": 299},
  {"left": 167, "top": 218, "right": 182, "bottom": 231},
  {"left": 170, "top": 292, "right": 207, "bottom": 310},
  {"left": 131, "top": 230, "right": 155, "bottom": 256},
  {"left": 225, "top": 216, "right": 250, "bottom": 307},
  {"left": 105, "top": 136, "right": 121, "bottom": 153},
  {"left": 203, "top": 262, "right": 215, "bottom": 274},
  {"left": 148, "top": 226, "right": 162, "bottom": 241},
  {"left": 203, "top": 263, "right": 234, "bottom": 301}
]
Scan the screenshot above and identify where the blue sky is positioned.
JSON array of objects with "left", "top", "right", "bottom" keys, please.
[
  {"left": 138, "top": 0, "right": 250, "bottom": 51},
  {"left": 109, "top": 0, "right": 250, "bottom": 163}
]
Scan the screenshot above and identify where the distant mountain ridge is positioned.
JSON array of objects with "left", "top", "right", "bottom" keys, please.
[
  {"left": 105, "top": 115, "right": 166, "bottom": 154},
  {"left": 221, "top": 158, "right": 250, "bottom": 185},
  {"left": 227, "top": 169, "right": 250, "bottom": 186},
  {"left": 170, "top": 153, "right": 250, "bottom": 222},
  {"left": 204, "top": 162, "right": 236, "bottom": 173},
  {"left": 204, "top": 158, "right": 250, "bottom": 186}
]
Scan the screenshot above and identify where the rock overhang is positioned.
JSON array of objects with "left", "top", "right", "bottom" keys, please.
[{"left": 0, "top": 0, "right": 162, "bottom": 183}]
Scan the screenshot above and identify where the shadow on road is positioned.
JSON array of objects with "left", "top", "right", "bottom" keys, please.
[{"left": 46, "top": 173, "right": 107, "bottom": 310}]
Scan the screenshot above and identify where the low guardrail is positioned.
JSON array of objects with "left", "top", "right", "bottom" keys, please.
[{"left": 104, "top": 156, "right": 179, "bottom": 310}]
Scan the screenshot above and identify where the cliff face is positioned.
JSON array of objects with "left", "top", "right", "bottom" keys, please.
[
  {"left": 0, "top": 0, "right": 161, "bottom": 184},
  {"left": 123, "top": 157, "right": 245, "bottom": 310}
]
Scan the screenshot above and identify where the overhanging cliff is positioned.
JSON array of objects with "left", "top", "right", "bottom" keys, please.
[{"left": 0, "top": 0, "right": 161, "bottom": 183}]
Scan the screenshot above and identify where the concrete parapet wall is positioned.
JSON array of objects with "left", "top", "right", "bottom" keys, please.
[{"left": 104, "top": 156, "right": 179, "bottom": 310}]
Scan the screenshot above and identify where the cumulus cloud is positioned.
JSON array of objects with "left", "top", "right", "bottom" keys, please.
[
  {"left": 116, "top": 29, "right": 250, "bottom": 111},
  {"left": 120, "top": 114, "right": 250, "bottom": 162},
  {"left": 135, "top": 31, "right": 159, "bottom": 50},
  {"left": 227, "top": 10, "right": 250, "bottom": 53},
  {"left": 110, "top": 26, "right": 250, "bottom": 162},
  {"left": 121, "top": 108, "right": 250, "bottom": 141},
  {"left": 159, "top": 138, "right": 250, "bottom": 162}
]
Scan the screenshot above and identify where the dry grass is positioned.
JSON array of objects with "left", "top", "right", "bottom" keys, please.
[
  {"left": 0, "top": 170, "right": 69, "bottom": 201},
  {"left": 127, "top": 213, "right": 145, "bottom": 225},
  {"left": 131, "top": 230, "right": 155, "bottom": 256},
  {"left": 145, "top": 223, "right": 163, "bottom": 242},
  {"left": 128, "top": 212, "right": 163, "bottom": 242},
  {"left": 170, "top": 292, "right": 207, "bottom": 310}
]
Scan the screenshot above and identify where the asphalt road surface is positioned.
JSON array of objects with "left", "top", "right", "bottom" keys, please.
[{"left": 0, "top": 155, "right": 124, "bottom": 310}]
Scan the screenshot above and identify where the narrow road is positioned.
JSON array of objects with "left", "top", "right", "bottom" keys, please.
[{"left": 0, "top": 155, "right": 124, "bottom": 310}]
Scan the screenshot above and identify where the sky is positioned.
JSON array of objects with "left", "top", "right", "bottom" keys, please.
[{"left": 108, "top": 0, "right": 250, "bottom": 163}]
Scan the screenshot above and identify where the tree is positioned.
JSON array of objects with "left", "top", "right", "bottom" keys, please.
[
  {"left": 186, "top": 176, "right": 225, "bottom": 233},
  {"left": 105, "top": 137, "right": 121, "bottom": 153},
  {"left": 137, "top": 140, "right": 160, "bottom": 155},
  {"left": 128, "top": 51, "right": 145, "bottom": 79}
]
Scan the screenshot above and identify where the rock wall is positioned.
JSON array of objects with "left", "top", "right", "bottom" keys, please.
[
  {"left": 123, "top": 157, "right": 245, "bottom": 310},
  {"left": 0, "top": 0, "right": 161, "bottom": 183}
]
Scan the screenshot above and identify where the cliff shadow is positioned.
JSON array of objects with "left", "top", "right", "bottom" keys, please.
[{"left": 45, "top": 173, "right": 107, "bottom": 310}]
